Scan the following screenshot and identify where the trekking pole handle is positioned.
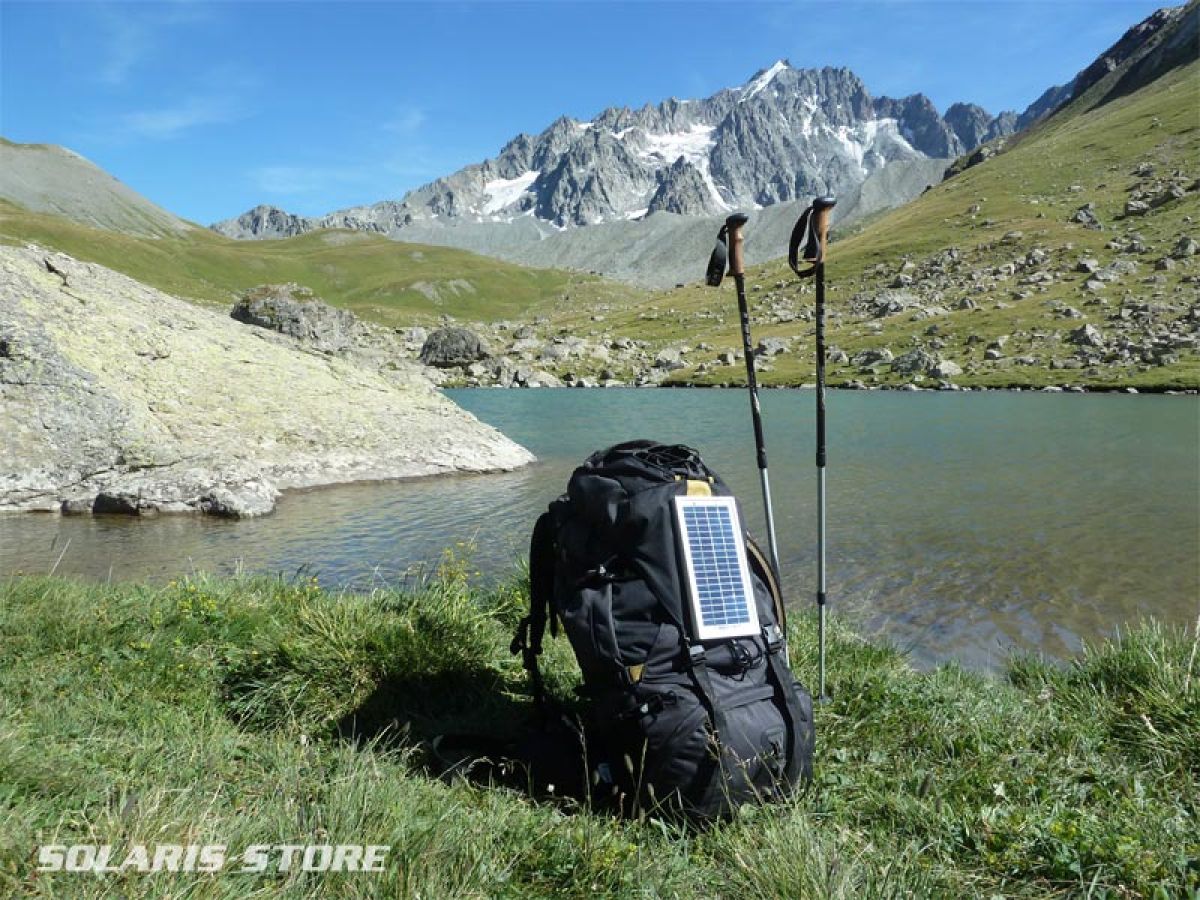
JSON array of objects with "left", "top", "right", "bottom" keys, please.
[
  {"left": 803, "top": 197, "right": 836, "bottom": 264},
  {"left": 725, "top": 212, "right": 750, "bottom": 276}
]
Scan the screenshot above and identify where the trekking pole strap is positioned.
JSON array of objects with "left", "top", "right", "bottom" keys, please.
[{"left": 788, "top": 197, "right": 837, "bottom": 278}]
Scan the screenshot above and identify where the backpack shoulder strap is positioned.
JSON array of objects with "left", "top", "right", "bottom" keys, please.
[{"left": 512, "top": 507, "right": 558, "bottom": 714}]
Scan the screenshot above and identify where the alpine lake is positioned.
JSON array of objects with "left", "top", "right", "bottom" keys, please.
[{"left": 3, "top": 388, "right": 1197, "bottom": 671}]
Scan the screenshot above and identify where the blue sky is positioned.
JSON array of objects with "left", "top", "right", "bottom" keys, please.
[{"left": 0, "top": 0, "right": 1171, "bottom": 224}]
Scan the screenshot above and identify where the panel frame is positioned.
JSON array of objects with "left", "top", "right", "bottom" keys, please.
[{"left": 673, "top": 494, "right": 762, "bottom": 641}]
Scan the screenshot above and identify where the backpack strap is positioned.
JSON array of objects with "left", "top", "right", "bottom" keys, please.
[
  {"left": 685, "top": 643, "right": 734, "bottom": 774},
  {"left": 512, "top": 508, "right": 557, "bottom": 716},
  {"left": 761, "top": 623, "right": 810, "bottom": 786}
]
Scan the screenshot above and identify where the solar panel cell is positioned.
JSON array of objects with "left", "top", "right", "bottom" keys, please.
[{"left": 674, "top": 496, "right": 761, "bottom": 640}]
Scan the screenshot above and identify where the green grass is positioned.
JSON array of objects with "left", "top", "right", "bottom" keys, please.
[
  {"left": 0, "top": 200, "right": 638, "bottom": 327},
  {"left": 1, "top": 561, "right": 1196, "bottom": 898}
]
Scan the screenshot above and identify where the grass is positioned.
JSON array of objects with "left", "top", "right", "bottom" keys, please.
[
  {"left": 0, "top": 199, "right": 638, "bottom": 328},
  {"left": 1, "top": 559, "right": 1196, "bottom": 898}
]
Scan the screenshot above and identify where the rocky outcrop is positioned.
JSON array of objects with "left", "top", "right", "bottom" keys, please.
[
  {"left": 216, "top": 204, "right": 313, "bottom": 240},
  {"left": 231, "top": 283, "right": 365, "bottom": 354},
  {"left": 419, "top": 327, "right": 489, "bottom": 368},
  {"left": 0, "top": 246, "right": 533, "bottom": 516}
]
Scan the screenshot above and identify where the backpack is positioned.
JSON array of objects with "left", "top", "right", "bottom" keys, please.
[{"left": 511, "top": 440, "right": 814, "bottom": 821}]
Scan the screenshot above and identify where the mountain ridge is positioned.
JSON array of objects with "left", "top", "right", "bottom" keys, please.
[{"left": 212, "top": 61, "right": 1018, "bottom": 244}]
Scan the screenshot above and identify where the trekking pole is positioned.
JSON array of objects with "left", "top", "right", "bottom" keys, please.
[
  {"left": 787, "top": 196, "right": 836, "bottom": 701},
  {"left": 706, "top": 212, "right": 782, "bottom": 582}
]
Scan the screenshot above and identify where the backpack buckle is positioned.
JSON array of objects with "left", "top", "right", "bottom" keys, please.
[
  {"left": 687, "top": 644, "right": 707, "bottom": 667},
  {"left": 763, "top": 624, "right": 786, "bottom": 654}
]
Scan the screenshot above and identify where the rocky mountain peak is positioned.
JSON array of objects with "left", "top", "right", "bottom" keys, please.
[{"left": 214, "top": 60, "right": 1018, "bottom": 241}]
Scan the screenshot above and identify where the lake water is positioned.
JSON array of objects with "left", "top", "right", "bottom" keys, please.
[{"left": 3, "top": 389, "right": 1197, "bottom": 670}]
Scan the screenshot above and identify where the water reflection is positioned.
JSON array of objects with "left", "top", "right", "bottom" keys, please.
[{"left": 2, "top": 389, "right": 1197, "bottom": 671}]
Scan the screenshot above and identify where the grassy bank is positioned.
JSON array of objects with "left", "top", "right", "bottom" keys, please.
[{"left": 1, "top": 567, "right": 1196, "bottom": 898}]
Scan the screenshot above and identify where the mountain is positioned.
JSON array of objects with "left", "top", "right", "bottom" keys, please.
[
  {"left": 212, "top": 62, "right": 1017, "bottom": 283},
  {"left": 1016, "top": 3, "right": 1192, "bottom": 128},
  {"left": 0, "top": 138, "right": 196, "bottom": 237}
]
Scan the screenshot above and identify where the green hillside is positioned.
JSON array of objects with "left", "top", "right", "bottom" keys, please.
[
  {"left": 0, "top": 200, "right": 637, "bottom": 327},
  {"left": 546, "top": 60, "right": 1199, "bottom": 391}
]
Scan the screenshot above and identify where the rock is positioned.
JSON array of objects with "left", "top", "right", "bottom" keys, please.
[
  {"left": 92, "top": 492, "right": 142, "bottom": 516},
  {"left": 755, "top": 337, "right": 789, "bottom": 356},
  {"left": 1075, "top": 258, "right": 1100, "bottom": 274},
  {"left": 869, "top": 290, "right": 923, "bottom": 318},
  {"left": 1124, "top": 199, "right": 1150, "bottom": 216},
  {"left": 1150, "top": 185, "right": 1187, "bottom": 208},
  {"left": 828, "top": 349, "right": 849, "bottom": 364},
  {"left": 717, "top": 350, "right": 738, "bottom": 366},
  {"left": 1156, "top": 258, "right": 1176, "bottom": 271},
  {"left": 60, "top": 498, "right": 93, "bottom": 515},
  {"left": 539, "top": 343, "right": 571, "bottom": 362},
  {"left": 1070, "top": 204, "right": 1103, "bottom": 230},
  {"left": 890, "top": 348, "right": 938, "bottom": 375},
  {"left": 199, "top": 482, "right": 279, "bottom": 518},
  {"left": 231, "top": 284, "right": 362, "bottom": 355},
  {"left": 1002, "top": 230, "right": 1024, "bottom": 243},
  {"left": 0, "top": 245, "right": 533, "bottom": 515},
  {"left": 930, "top": 359, "right": 963, "bottom": 379},
  {"left": 512, "top": 325, "right": 536, "bottom": 340},
  {"left": 654, "top": 348, "right": 686, "bottom": 370},
  {"left": 1069, "top": 324, "right": 1105, "bottom": 347},
  {"left": 984, "top": 348, "right": 1004, "bottom": 361},
  {"left": 419, "top": 326, "right": 489, "bottom": 368},
  {"left": 1172, "top": 236, "right": 1198, "bottom": 258},
  {"left": 852, "top": 348, "right": 894, "bottom": 367}
]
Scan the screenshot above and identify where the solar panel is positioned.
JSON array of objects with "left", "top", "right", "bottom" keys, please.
[{"left": 674, "top": 495, "right": 761, "bottom": 640}]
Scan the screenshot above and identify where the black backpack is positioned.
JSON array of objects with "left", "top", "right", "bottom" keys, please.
[{"left": 511, "top": 440, "right": 814, "bottom": 821}]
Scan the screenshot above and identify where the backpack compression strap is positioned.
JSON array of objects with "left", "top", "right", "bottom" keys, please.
[{"left": 511, "top": 509, "right": 557, "bottom": 715}]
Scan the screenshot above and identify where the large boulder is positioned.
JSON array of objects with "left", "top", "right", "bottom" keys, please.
[
  {"left": 419, "top": 327, "right": 489, "bottom": 368},
  {"left": 231, "top": 283, "right": 361, "bottom": 354},
  {"left": 890, "top": 347, "right": 940, "bottom": 375}
]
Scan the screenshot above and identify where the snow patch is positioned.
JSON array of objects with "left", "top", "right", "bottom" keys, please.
[
  {"left": 633, "top": 123, "right": 728, "bottom": 211},
  {"left": 741, "top": 60, "right": 790, "bottom": 102},
  {"left": 636, "top": 123, "right": 716, "bottom": 166},
  {"left": 829, "top": 118, "right": 918, "bottom": 175},
  {"left": 482, "top": 171, "right": 539, "bottom": 214},
  {"left": 625, "top": 207, "right": 648, "bottom": 220}
]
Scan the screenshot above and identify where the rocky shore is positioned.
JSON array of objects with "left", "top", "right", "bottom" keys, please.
[{"left": 0, "top": 246, "right": 534, "bottom": 517}]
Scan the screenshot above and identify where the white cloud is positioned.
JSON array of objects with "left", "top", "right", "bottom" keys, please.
[
  {"left": 382, "top": 107, "right": 427, "bottom": 135},
  {"left": 120, "top": 95, "right": 244, "bottom": 140},
  {"left": 251, "top": 164, "right": 369, "bottom": 195},
  {"left": 94, "top": 2, "right": 216, "bottom": 87}
]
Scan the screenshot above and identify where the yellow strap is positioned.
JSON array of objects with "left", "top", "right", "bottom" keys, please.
[
  {"left": 686, "top": 479, "right": 712, "bottom": 497},
  {"left": 627, "top": 664, "right": 645, "bottom": 683}
]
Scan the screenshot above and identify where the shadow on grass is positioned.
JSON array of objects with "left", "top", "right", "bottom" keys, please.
[{"left": 337, "top": 673, "right": 597, "bottom": 812}]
